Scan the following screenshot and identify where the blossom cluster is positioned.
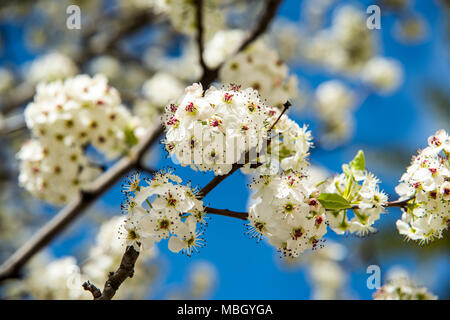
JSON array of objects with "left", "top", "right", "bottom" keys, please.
[
  {"left": 18, "top": 74, "right": 143, "bottom": 204},
  {"left": 247, "top": 171, "right": 328, "bottom": 257},
  {"left": 395, "top": 130, "right": 450, "bottom": 244},
  {"left": 374, "top": 269, "right": 437, "bottom": 300},
  {"left": 249, "top": 114, "right": 313, "bottom": 175},
  {"left": 323, "top": 152, "right": 388, "bottom": 236},
  {"left": 120, "top": 171, "right": 205, "bottom": 256},
  {"left": 163, "top": 83, "right": 278, "bottom": 175}
]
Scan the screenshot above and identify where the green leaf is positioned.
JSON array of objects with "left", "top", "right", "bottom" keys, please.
[
  {"left": 124, "top": 127, "right": 139, "bottom": 147},
  {"left": 350, "top": 150, "right": 365, "bottom": 171},
  {"left": 342, "top": 163, "right": 352, "bottom": 177},
  {"left": 318, "top": 193, "right": 352, "bottom": 210}
]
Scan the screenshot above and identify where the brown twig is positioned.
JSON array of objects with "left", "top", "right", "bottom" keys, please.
[
  {"left": 83, "top": 246, "right": 140, "bottom": 300},
  {"left": 204, "top": 207, "right": 248, "bottom": 220},
  {"left": 194, "top": 0, "right": 208, "bottom": 73}
]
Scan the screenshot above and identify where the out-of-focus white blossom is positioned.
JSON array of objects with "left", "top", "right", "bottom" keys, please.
[
  {"left": 362, "top": 57, "right": 403, "bottom": 94},
  {"left": 374, "top": 268, "right": 437, "bottom": 300},
  {"left": 25, "top": 52, "right": 78, "bottom": 85},
  {"left": 314, "top": 80, "right": 356, "bottom": 146},
  {"left": 142, "top": 72, "right": 185, "bottom": 108},
  {"left": 307, "top": 242, "right": 348, "bottom": 300},
  {"left": 19, "top": 74, "right": 146, "bottom": 204},
  {"left": 188, "top": 261, "right": 217, "bottom": 298},
  {"left": 0, "top": 67, "right": 14, "bottom": 93},
  {"left": 304, "top": 5, "right": 374, "bottom": 74},
  {"left": 88, "top": 55, "right": 122, "bottom": 81},
  {"left": 395, "top": 130, "right": 449, "bottom": 244},
  {"left": 17, "top": 139, "right": 101, "bottom": 205},
  {"left": 24, "top": 74, "right": 140, "bottom": 158},
  {"left": 25, "top": 256, "right": 90, "bottom": 300},
  {"left": 220, "top": 39, "right": 300, "bottom": 109},
  {"left": 203, "top": 29, "right": 246, "bottom": 69}
]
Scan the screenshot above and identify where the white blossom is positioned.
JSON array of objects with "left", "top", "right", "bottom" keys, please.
[
  {"left": 163, "top": 83, "right": 279, "bottom": 175},
  {"left": 248, "top": 171, "right": 327, "bottom": 257},
  {"left": 18, "top": 74, "right": 145, "bottom": 204},
  {"left": 120, "top": 170, "right": 205, "bottom": 256},
  {"left": 220, "top": 38, "right": 300, "bottom": 109},
  {"left": 323, "top": 160, "right": 388, "bottom": 236},
  {"left": 362, "top": 57, "right": 403, "bottom": 94},
  {"left": 395, "top": 130, "right": 450, "bottom": 244}
]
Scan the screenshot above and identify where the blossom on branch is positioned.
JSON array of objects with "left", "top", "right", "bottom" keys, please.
[{"left": 395, "top": 129, "right": 450, "bottom": 244}]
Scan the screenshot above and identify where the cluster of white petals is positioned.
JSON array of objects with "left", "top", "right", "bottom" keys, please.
[
  {"left": 323, "top": 156, "right": 388, "bottom": 236},
  {"left": 25, "top": 51, "right": 78, "bottom": 85},
  {"left": 395, "top": 130, "right": 450, "bottom": 244},
  {"left": 17, "top": 139, "right": 101, "bottom": 204},
  {"left": 248, "top": 171, "right": 327, "bottom": 257},
  {"left": 163, "top": 83, "right": 278, "bottom": 175},
  {"left": 249, "top": 114, "right": 313, "bottom": 175},
  {"left": 374, "top": 269, "right": 437, "bottom": 300},
  {"left": 18, "top": 74, "right": 143, "bottom": 204},
  {"left": 121, "top": 171, "right": 205, "bottom": 256}
]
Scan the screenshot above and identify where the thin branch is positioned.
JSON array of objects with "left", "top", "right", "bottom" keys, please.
[
  {"left": 84, "top": 246, "right": 140, "bottom": 300},
  {"left": 235, "top": 0, "right": 283, "bottom": 54},
  {"left": 0, "top": 113, "right": 27, "bottom": 135},
  {"left": 82, "top": 281, "right": 102, "bottom": 299},
  {"left": 194, "top": 0, "right": 208, "bottom": 73},
  {"left": 204, "top": 207, "right": 248, "bottom": 220},
  {"left": 384, "top": 198, "right": 412, "bottom": 208},
  {"left": 268, "top": 101, "right": 291, "bottom": 132},
  {"left": 0, "top": 124, "right": 164, "bottom": 282}
]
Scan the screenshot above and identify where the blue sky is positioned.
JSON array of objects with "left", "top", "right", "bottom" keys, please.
[{"left": 1, "top": 0, "right": 449, "bottom": 299}]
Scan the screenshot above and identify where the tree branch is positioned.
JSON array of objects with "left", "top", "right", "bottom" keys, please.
[
  {"left": 204, "top": 207, "right": 248, "bottom": 220},
  {"left": 194, "top": 0, "right": 208, "bottom": 73},
  {"left": 0, "top": 124, "right": 164, "bottom": 282}
]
